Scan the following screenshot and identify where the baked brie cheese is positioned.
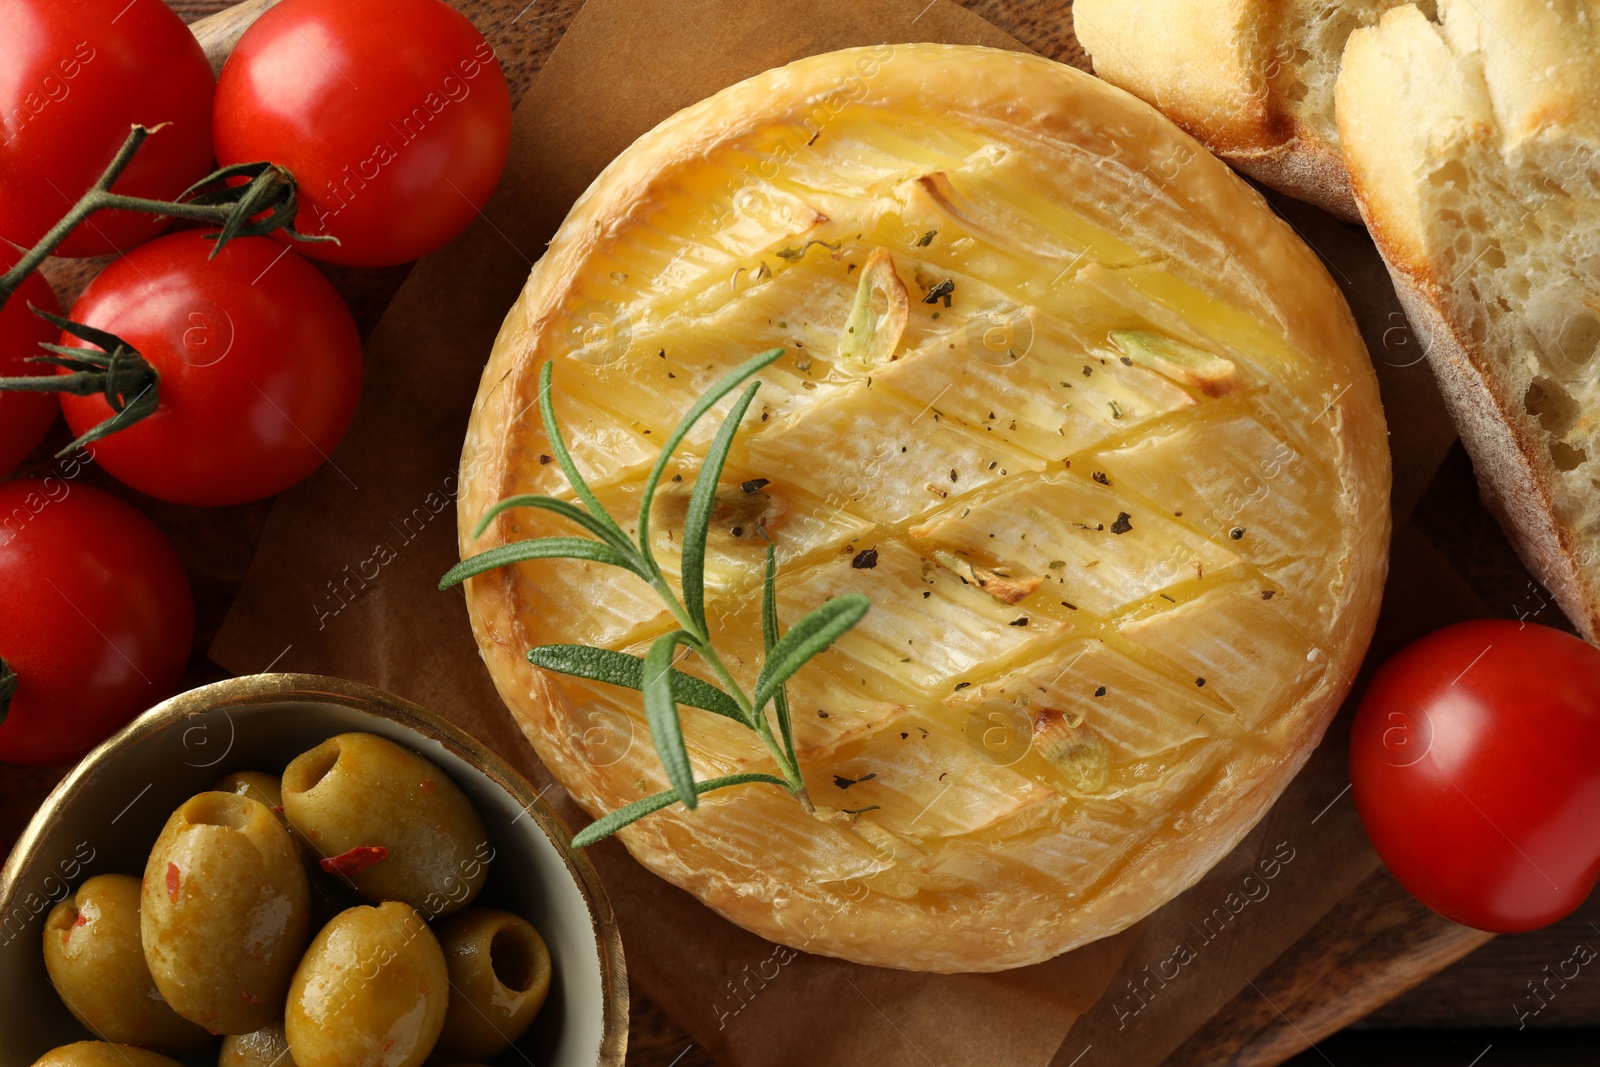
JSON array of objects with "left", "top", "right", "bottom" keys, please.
[{"left": 458, "top": 44, "right": 1390, "bottom": 972}]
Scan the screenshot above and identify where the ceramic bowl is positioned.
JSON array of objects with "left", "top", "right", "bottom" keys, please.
[{"left": 0, "top": 674, "right": 627, "bottom": 1066}]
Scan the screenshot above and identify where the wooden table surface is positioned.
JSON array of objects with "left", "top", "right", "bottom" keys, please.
[{"left": 5, "top": 2, "right": 1594, "bottom": 1065}]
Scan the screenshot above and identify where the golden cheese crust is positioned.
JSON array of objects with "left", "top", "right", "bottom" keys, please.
[{"left": 459, "top": 44, "right": 1389, "bottom": 971}]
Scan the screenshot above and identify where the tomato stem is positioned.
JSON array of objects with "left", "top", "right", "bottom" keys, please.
[
  {"left": 0, "top": 307, "right": 160, "bottom": 454},
  {"left": 0, "top": 658, "right": 15, "bottom": 727},
  {"left": 0, "top": 124, "right": 336, "bottom": 311}
]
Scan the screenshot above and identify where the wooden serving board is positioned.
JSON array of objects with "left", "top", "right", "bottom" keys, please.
[{"left": 8, "top": 1, "right": 1576, "bottom": 1064}]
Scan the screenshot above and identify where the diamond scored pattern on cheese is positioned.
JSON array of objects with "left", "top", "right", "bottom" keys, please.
[
  {"left": 462, "top": 45, "right": 1388, "bottom": 971},
  {"left": 514, "top": 161, "right": 1333, "bottom": 898}
]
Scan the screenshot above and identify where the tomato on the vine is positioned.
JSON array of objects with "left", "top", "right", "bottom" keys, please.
[
  {"left": 51, "top": 230, "right": 363, "bottom": 506},
  {"left": 214, "top": 0, "right": 513, "bottom": 267},
  {"left": 0, "top": 0, "right": 217, "bottom": 257},
  {"left": 1351, "top": 619, "right": 1600, "bottom": 932},
  {"left": 0, "top": 481, "right": 193, "bottom": 766},
  {"left": 0, "top": 263, "right": 61, "bottom": 476}
]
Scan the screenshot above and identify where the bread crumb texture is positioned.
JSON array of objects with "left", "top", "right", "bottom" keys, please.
[
  {"left": 1340, "top": 0, "right": 1600, "bottom": 636},
  {"left": 1074, "top": 0, "right": 1423, "bottom": 216}
]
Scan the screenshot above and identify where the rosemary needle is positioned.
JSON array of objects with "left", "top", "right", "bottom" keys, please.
[{"left": 441, "top": 349, "right": 869, "bottom": 849}]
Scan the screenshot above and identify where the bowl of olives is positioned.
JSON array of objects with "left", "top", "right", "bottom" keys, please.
[{"left": 0, "top": 674, "right": 627, "bottom": 1067}]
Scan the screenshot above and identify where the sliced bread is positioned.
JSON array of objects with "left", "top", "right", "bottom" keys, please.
[
  {"left": 1074, "top": 0, "right": 1422, "bottom": 220},
  {"left": 1338, "top": 0, "right": 1600, "bottom": 638}
]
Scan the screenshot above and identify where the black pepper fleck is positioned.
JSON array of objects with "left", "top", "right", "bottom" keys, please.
[
  {"left": 852, "top": 548, "right": 880, "bottom": 570},
  {"left": 1196, "top": 677, "right": 1206, "bottom": 687},
  {"left": 1092, "top": 471, "right": 1111, "bottom": 486},
  {"left": 1009, "top": 616, "right": 1029, "bottom": 627},
  {"left": 1230, "top": 527, "right": 1246, "bottom": 540},
  {"left": 1111, "top": 512, "right": 1133, "bottom": 534},
  {"left": 539, "top": 454, "right": 552, "bottom": 465},
  {"left": 741, "top": 478, "right": 771, "bottom": 493},
  {"left": 1094, "top": 686, "right": 1107, "bottom": 697},
  {"left": 1261, "top": 590, "right": 1276, "bottom": 600}
]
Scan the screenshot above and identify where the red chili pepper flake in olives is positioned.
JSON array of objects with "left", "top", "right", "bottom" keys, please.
[
  {"left": 421, "top": 777, "right": 437, "bottom": 793},
  {"left": 165, "top": 862, "right": 181, "bottom": 903},
  {"left": 319, "top": 845, "right": 390, "bottom": 877},
  {"left": 73, "top": 912, "right": 89, "bottom": 928}
]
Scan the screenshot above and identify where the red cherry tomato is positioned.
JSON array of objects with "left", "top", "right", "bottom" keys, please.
[
  {"left": 55, "top": 230, "right": 363, "bottom": 506},
  {"left": 0, "top": 481, "right": 193, "bottom": 765},
  {"left": 0, "top": 0, "right": 216, "bottom": 257},
  {"left": 1351, "top": 620, "right": 1600, "bottom": 932},
  {"left": 214, "top": 0, "right": 512, "bottom": 267},
  {"left": 0, "top": 265, "right": 62, "bottom": 475}
]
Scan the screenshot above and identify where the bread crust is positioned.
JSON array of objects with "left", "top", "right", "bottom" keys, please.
[
  {"left": 458, "top": 44, "right": 1390, "bottom": 971},
  {"left": 1221, "top": 132, "right": 1362, "bottom": 222},
  {"left": 1338, "top": 0, "right": 1600, "bottom": 640},
  {"left": 1382, "top": 267, "right": 1596, "bottom": 638},
  {"left": 1074, "top": 0, "right": 1371, "bottom": 221}
]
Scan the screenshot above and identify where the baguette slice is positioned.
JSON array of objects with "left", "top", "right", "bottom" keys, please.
[
  {"left": 1339, "top": 0, "right": 1600, "bottom": 639},
  {"left": 1074, "top": 0, "right": 1420, "bottom": 220}
]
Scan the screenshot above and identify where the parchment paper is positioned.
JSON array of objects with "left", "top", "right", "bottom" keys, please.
[{"left": 211, "top": 1, "right": 1469, "bottom": 1064}]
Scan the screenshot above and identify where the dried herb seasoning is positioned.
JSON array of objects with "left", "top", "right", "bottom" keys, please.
[
  {"left": 441, "top": 349, "right": 869, "bottom": 849},
  {"left": 922, "top": 278, "right": 955, "bottom": 306}
]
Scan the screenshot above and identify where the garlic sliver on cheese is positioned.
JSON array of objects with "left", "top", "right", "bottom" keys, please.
[{"left": 459, "top": 45, "right": 1390, "bottom": 972}]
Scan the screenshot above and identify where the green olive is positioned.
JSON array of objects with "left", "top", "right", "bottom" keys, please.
[
  {"left": 30, "top": 1043, "right": 182, "bottom": 1067},
  {"left": 42, "top": 874, "right": 211, "bottom": 1054},
  {"left": 281, "top": 733, "right": 489, "bottom": 918},
  {"left": 285, "top": 902, "right": 448, "bottom": 1067},
  {"left": 141, "top": 791, "right": 311, "bottom": 1034},
  {"left": 219, "top": 1023, "right": 298, "bottom": 1066},
  {"left": 432, "top": 908, "right": 552, "bottom": 1061},
  {"left": 214, "top": 772, "right": 285, "bottom": 815}
]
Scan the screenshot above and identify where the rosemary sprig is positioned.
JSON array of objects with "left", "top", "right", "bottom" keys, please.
[{"left": 440, "top": 349, "right": 870, "bottom": 848}]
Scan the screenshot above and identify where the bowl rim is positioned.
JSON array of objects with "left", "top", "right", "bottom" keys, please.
[{"left": 0, "top": 672, "right": 628, "bottom": 1067}]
